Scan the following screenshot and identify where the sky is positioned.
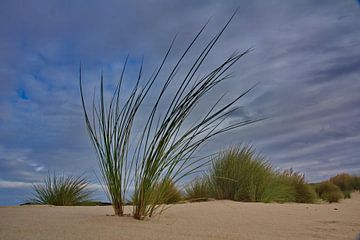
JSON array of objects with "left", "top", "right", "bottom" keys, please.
[{"left": 0, "top": 0, "right": 360, "bottom": 206}]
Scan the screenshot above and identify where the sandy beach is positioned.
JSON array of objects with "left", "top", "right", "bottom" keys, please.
[{"left": 1, "top": 193, "right": 359, "bottom": 240}]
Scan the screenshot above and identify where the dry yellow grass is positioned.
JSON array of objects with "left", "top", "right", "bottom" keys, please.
[{"left": 1, "top": 193, "right": 360, "bottom": 240}]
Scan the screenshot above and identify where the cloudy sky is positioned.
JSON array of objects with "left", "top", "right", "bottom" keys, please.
[{"left": 1, "top": 0, "right": 360, "bottom": 205}]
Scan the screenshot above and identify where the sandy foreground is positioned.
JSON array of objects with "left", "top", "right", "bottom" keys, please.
[{"left": 1, "top": 194, "right": 360, "bottom": 240}]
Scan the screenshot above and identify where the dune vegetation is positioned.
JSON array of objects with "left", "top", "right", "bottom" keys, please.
[
  {"left": 311, "top": 173, "right": 360, "bottom": 202},
  {"left": 29, "top": 147, "right": 359, "bottom": 214},
  {"left": 314, "top": 181, "right": 344, "bottom": 203},
  {"left": 184, "top": 147, "right": 359, "bottom": 204},
  {"left": 184, "top": 146, "right": 317, "bottom": 204},
  {"left": 280, "top": 168, "right": 317, "bottom": 203},
  {"left": 329, "top": 173, "right": 360, "bottom": 198},
  {"left": 73, "top": 12, "right": 360, "bottom": 220},
  {"left": 185, "top": 177, "right": 212, "bottom": 201},
  {"left": 79, "top": 11, "right": 261, "bottom": 219},
  {"left": 30, "top": 173, "right": 92, "bottom": 206}
]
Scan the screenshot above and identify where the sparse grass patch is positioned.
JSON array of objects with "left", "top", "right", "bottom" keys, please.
[{"left": 31, "top": 173, "right": 92, "bottom": 206}]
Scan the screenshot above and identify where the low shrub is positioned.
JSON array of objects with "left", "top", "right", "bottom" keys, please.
[
  {"left": 342, "top": 190, "right": 351, "bottom": 199},
  {"left": 329, "top": 173, "right": 360, "bottom": 198},
  {"left": 329, "top": 173, "right": 353, "bottom": 192},
  {"left": 351, "top": 176, "right": 360, "bottom": 190},
  {"left": 315, "top": 181, "right": 343, "bottom": 203},
  {"left": 31, "top": 173, "right": 92, "bottom": 206},
  {"left": 321, "top": 190, "right": 344, "bottom": 203}
]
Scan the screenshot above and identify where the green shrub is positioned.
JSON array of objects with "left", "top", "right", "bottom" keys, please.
[
  {"left": 209, "top": 146, "right": 296, "bottom": 203},
  {"left": 330, "top": 173, "right": 352, "bottom": 192},
  {"left": 321, "top": 191, "right": 343, "bottom": 203},
  {"left": 315, "top": 181, "right": 343, "bottom": 203},
  {"left": 342, "top": 190, "right": 351, "bottom": 199},
  {"left": 351, "top": 176, "right": 360, "bottom": 190},
  {"left": 328, "top": 173, "right": 360, "bottom": 198},
  {"left": 31, "top": 173, "right": 92, "bottom": 206}
]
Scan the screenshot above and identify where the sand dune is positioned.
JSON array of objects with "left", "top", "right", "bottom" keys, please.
[{"left": 1, "top": 193, "right": 360, "bottom": 240}]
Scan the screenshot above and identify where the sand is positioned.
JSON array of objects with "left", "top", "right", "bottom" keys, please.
[{"left": 1, "top": 193, "right": 360, "bottom": 240}]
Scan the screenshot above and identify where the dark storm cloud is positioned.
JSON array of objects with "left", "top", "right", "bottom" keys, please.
[{"left": 0, "top": 0, "right": 360, "bottom": 205}]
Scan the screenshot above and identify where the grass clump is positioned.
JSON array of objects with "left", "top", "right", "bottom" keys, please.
[
  {"left": 136, "top": 179, "right": 183, "bottom": 217},
  {"left": 189, "top": 147, "right": 318, "bottom": 204},
  {"left": 185, "top": 177, "right": 212, "bottom": 201},
  {"left": 151, "top": 179, "right": 183, "bottom": 204},
  {"left": 259, "top": 175, "right": 296, "bottom": 203},
  {"left": 208, "top": 146, "right": 295, "bottom": 203},
  {"left": 31, "top": 173, "right": 92, "bottom": 206},
  {"left": 281, "top": 169, "right": 317, "bottom": 203},
  {"left": 81, "top": 11, "right": 258, "bottom": 220},
  {"left": 315, "top": 181, "right": 343, "bottom": 203},
  {"left": 209, "top": 146, "right": 269, "bottom": 201}
]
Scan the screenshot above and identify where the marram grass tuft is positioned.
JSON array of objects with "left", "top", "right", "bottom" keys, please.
[
  {"left": 31, "top": 173, "right": 92, "bottom": 206},
  {"left": 80, "top": 10, "right": 259, "bottom": 219}
]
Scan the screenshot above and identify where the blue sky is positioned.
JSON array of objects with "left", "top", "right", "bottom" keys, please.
[{"left": 1, "top": 0, "right": 360, "bottom": 205}]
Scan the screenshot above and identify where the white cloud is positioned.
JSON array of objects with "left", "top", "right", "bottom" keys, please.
[{"left": 0, "top": 179, "right": 36, "bottom": 189}]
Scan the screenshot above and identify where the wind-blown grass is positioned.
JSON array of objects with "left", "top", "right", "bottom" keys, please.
[
  {"left": 130, "top": 13, "right": 259, "bottom": 220},
  {"left": 80, "top": 11, "right": 259, "bottom": 220},
  {"left": 30, "top": 173, "right": 92, "bottom": 206}
]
